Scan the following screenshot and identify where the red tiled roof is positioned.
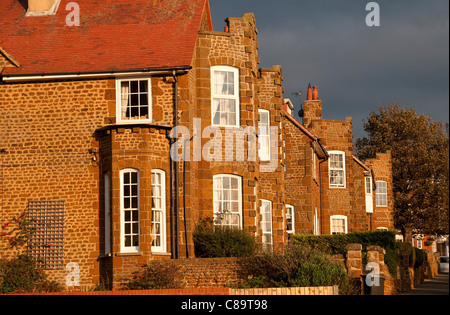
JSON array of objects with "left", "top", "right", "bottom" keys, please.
[{"left": 0, "top": 0, "right": 211, "bottom": 76}]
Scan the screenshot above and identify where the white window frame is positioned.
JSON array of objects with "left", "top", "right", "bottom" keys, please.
[
  {"left": 213, "top": 174, "right": 243, "bottom": 228},
  {"left": 376, "top": 181, "right": 388, "bottom": 207},
  {"left": 365, "top": 176, "right": 374, "bottom": 214},
  {"left": 260, "top": 200, "right": 273, "bottom": 250},
  {"left": 328, "top": 151, "right": 346, "bottom": 188},
  {"left": 286, "top": 204, "right": 295, "bottom": 235},
  {"left": 120, "top": 168, "right": 140, "bottom": 253},
  {"left": 314, "top": 207, "right": 319, "bottom": 235},
  {"left": 330, "top": 215, "right": 348, "bottom": 235},
  {"left": 151, "top": 170, "right": 167, "bottom": 253},
  {"left": 312, "top": 149, "right": 317, "bottom": 182},
  {"left": 104, "top": 171, "right": 112, "bottom": 255},
  {"left": 211, "top": 66, "right": 240, "bottom": 127},
  {"left": 258, "top": 109, "right": 271, "bottom": 161},
  {"left": 116, "top": 78, "right": 152, "bottom": 123}
]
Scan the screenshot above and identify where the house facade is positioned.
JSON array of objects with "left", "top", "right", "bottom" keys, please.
[{"left": 0, "top": 0, "right": 393, "bottom": 289}]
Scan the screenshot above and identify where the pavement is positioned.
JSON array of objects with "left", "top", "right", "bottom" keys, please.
[{"left": 402, "top": 273, "right": 449, "bottom": 295}]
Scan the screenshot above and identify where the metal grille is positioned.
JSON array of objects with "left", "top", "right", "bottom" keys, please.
[{"left": 28, "top": 201, "right": 65, "bottom": 270}]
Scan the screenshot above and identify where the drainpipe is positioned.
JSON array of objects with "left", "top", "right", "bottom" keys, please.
[
  {"left": 319, "top": 159, "right": 325, "bottom": 235},
  {"left": 315, "top": 139, "right": 328, "bottom": 235},
  {"left": 173, "top": 71, "right": 180, "bottom": 259},
  {"left": 165, "top": 131, "right": 176, "bottom": 259},
  {"left": 183, "top": 136, "right": 194, "bottom": 258}
]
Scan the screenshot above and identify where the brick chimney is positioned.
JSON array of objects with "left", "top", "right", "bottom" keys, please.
[
  {"left": 302, "top": 84, "right": 323, "bottom": 127},
  {"left": 27, "top": 0, "right": 61, "bottom": 16},
  {"left": 303, "top": 99, "right": 323, "bottom": 127}
]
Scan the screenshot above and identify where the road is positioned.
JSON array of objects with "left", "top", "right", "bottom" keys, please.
[{"left": 402, "top": 274, "right": 449, "bottom": 295}]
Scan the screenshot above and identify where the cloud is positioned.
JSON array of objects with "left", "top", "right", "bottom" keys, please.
[{"left": 210, "top": 0, "right": 449, "bottom": 139}]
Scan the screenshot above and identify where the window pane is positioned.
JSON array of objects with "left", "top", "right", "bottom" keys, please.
[
  {"left": 124, "top": 173, "right": 130, "bottom": 184},
  {"left": 214, "top": 71, "right": 235, "bottom": 96},
  {"left": 140, "top": 94, "right": 149, "bottom": 106},
  {"left": 139, "top": 80, "right": 148, "bottom": 93},
  {"left": 130, "top": 81, "right": 139, "bottom": 93}
]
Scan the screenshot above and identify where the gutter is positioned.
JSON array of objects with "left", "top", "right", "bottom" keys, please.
[{"left": 1, "top": 66, "right": 192, "bottom": 82}]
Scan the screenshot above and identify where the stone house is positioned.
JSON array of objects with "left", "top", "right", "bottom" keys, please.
[{"left": 0, "top": 0, "right": 393, "bottom": 289}]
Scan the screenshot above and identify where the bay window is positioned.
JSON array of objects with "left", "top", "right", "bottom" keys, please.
[
  {"left": 120, "top": 169, "right": 140, "bottom": 253},
  {"left": 151, "top": 170, "right": 167, "bottom": 253}
]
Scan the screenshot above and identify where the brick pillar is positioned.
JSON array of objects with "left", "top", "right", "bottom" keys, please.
[
  {"left": 345, "top": 244, "right": 362, "bottom": 278},
  {"left": 366, "top": 245, "right": 385, "bottom": 269}
]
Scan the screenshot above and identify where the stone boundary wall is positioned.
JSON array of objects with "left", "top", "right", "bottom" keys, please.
[
  {"left": 172, "top": 258, "right": 244, "bottom": 289},
  {"left": 7, "top": 286, "right": 338, "bottom": 296}
]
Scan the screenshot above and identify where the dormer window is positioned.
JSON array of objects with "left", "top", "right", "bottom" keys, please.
[{"left": 116, "top": 78, "right": 152, "bottom": 123}]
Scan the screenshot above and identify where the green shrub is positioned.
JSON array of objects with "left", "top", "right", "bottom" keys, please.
[
  {"left": 292, "top": 231, "right": 401, "bottom": 276},
  {"left": 238, "top": 244, "right": 359, "bottom": 295},
  {"left": 193, "top": 217, "right": 257, "bottom": 258},
  {"left": 0, "top": 255, "right": 62, "bottom": 294},
  {"left": 121, "top": 261, "right": 184, "bottom": 290},
  {"left": 291, "top": 230, "right": 397, "bottom": 255}
]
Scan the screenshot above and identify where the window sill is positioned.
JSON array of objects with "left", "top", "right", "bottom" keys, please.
[
  {"left": 115, "top": 252, "right": 143, "bottom": 257},
  {"left": 151, "top": 252, "right": 171, "bottom": 257},
  {"left": 210, "top": 125, "right": 243, "bottom": 129}
]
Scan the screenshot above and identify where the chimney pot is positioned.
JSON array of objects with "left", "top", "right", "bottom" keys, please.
[
  {"left": 307, "top": 83, "right": 313, "bottom": 101},
  {"left": 313, "top": 86, "right": 319, "bottom": 100}
]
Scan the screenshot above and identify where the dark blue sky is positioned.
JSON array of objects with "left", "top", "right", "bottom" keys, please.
[{"left": 210, "top": 0, "right": 449, "bottom": 140}]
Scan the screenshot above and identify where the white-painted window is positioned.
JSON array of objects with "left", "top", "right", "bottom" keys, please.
[
  {"left": 258, "top": 109, "right": 271, "bottom": 161},
  {"left": 211, "top": 66, "right": 240, "bottom": 127},
  {"left": 151, "top": 170, "right": 166, "bottom": 253},
  {"left": 330, "top": 215, "right": 348, "bottom": 235},
  {"left": 116, "top": 78, "right": 152, "bottom": 123},
  {"left": 365, "top": 176, "right": 374, "bottom": 214},
  {"left": 286, "top": 204, "right": 295, "bottom": 234},
  {"left": 329, "top": 151, "right": 346, "bottom": 188},
  {"left": 376, "top": 181, "right": 388, "bottom": 207},
  {"left": 120, "top": 169, "right": 140, "bottom": 253},
  {"left": 213, "top": 174, "right": 243, "bottom": 228},
  {"left": 260, "top": 200, "right": 273, "bottom": 249},
  {"left": 314, "top": 207, "right": 319, "bottom": 235}
]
